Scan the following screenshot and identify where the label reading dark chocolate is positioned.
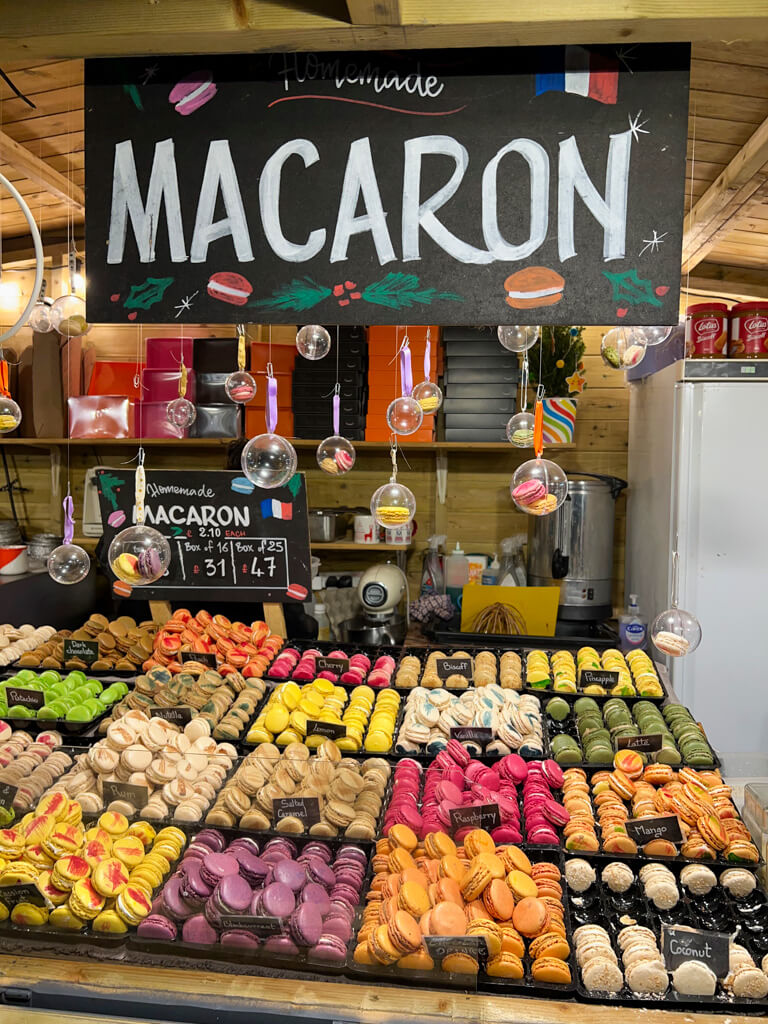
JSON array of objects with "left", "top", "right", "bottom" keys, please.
[
  {"left": 579, "top": 669, "right": 619, "bottom": 687},
  {"left": 617, "top": 733, "right": 663, "bottom": 752},
  {"left": 306, "top": 720, "right": 347, "bottom": 740},
  {"left": 5, "top": 687, "right": 45, "bottom": 710},
  {"left": 102, "top": 781, "right": 149, "bottom": 808},
  {"left": 662, "top": 925, "right": 730, "bottom": 978},
  {"left": 181, "top": 650, "right": 218, "bottom": 668},
  {"left": 0, "top": 882, "right": 50, "bottom": 909},
  {"left": 316, "top": 656, "right": 350, "bottom": 675},
  {"left": 436, "top": 658, "right": 473, "bottom": 680},
  {"left": 272, "top": 796, "right": 321, "bottom": 827},
  {"left": 450, "top": 726, "right": 492, "bottom": 745},
  {"left": 625, "top": 814, "right": 683, "bottom": 845},
  {"left": 449, "top": 803, "right": 500, "bottom": 834},
  {"left": 63, "top": 638, "right": 100, "bottom": 665},
  {"left": 0, "top": 782, "right": 18, "bottom": 812},
  {"left": 218, "top": 914, "right": 284, "bottom": 937},
  {"left": 424, "top": 934, "right": 488, "bottom": 968},
  {"left": 150, "top": 705, "right": 193, "bottom": 725}
]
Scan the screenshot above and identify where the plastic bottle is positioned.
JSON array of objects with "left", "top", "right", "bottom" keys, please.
[
  {"left": 420, "top": 534, "right": 446, "bottom": 595},
  {"left": 445, "top": 542, "right": 469, "bottom": 605},
  {"left": 314, "top": 603, "right": 331, "bottom": 642},
  {"left": 482, "top": 553, "right": 500, "bottom": 585},
  {"left": 618, "top": 594, "right": 648, "bottom": 653}
]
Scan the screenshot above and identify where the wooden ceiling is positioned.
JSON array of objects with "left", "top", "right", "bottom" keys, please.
[{"left": 1, "top": 20, "right": 768, "bottom": 300}]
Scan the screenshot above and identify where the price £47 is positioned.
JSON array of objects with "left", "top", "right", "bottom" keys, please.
[{"left": 241, "top": 556, "right": 276, "bottom": 578}]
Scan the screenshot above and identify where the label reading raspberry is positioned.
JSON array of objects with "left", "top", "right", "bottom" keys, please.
[{"left": 449, "top": 803, "right": 500, "bottom": 833}]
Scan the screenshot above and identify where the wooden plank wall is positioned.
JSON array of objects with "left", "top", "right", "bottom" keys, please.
[{"left": 0, "top": 324, "right": 629, "bottom": 610}]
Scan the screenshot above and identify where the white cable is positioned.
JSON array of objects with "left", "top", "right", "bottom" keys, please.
[{"left": 0, "top": 171, "right": 44, "bottom": 345}]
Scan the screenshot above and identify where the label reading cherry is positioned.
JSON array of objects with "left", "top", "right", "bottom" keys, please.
[{"left": 316, "top": 656, "right": 350, "bottom": 675}]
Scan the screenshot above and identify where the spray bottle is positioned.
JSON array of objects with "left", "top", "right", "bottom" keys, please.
[{"left": 420, "top": 534, "right": 446, "bottom": 595}]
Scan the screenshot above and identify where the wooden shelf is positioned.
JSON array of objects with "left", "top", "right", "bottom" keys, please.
[
  {"left": 310, "top": 541, "right": 410, "bottom": 551},
  {"left": 0, "top": 437, "right": 574, "bottom": 452}
]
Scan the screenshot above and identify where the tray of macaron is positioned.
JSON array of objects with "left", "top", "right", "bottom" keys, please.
[
  {"left": 0, "top": 670, "right": 133, "bottom": 736},
  {"left": 516, "top": 647, "right": 666, "bottom": 702},
  {"left": 394, "top": 647, "right": 504, "bottom": 691},
  {"left": 267, "top": 642, "right": 397, "bottom": 688},
  {"left": 557, "top": 761, "right": 761, "bottom": 868},
  {"left": 349, "top": 822, "right": 576, "bottom": 996},
  {"left": 564, "top": 854, "right": 768, "bottom": 1010},
  {"left": 130, "top": 828, "right": 369, "bottom": 974}
]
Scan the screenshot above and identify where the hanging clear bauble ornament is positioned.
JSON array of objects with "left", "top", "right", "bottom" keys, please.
[
  {"left": 224, "top": 370, "right": 258, "bottom": 404},
  {"left": 47, "top": 543, "right": 91, "bottom": 585},
  {"left": 506, "top": 411, "right": 535, "bottom": 448},
  {"left": 651, "top": 607, "right": 702, "bottom": 658},
  {"left": 497, "top": 325, "right": 540, "bottom": 353},
  {"left": 0, "top": 396, "right": 22, "bottom": 435},
  {"left": 108, "top": 525, "right": 171, "bottom": 586},
  {"left": 28, "top": 300, "right": 53, "bottom": 333},
  {"left": 510, "top": 458, "right": 568, "bottom": 516},
  {"left": 241, "top": 433, "right": 298, "bottom": 489},
  {"left": 50, "top": 294, "right": 90, "bottom": 337},
  {"left": 316, "top": 435, "right": 356, "bottom": 476},
  {"left": 371, "top": 478, "right": 416, "bottom": 528},
  {"left": 635, "top": 325, "right": 673, "bottom": 347},
  {"left": 166, "top": 396, "right": 197, "bottom": 429},
  {"left": 296, "top": 324, "right": 331, "bottom": 360},
  {"left": 386, "top": 396, "right": 423, "bottom": 435},
  {"left": 412, "top": 379, "right": 443, "bottom": 414},
  {"left": 601, "top": 327, "right": 647, "bottom": 370}
]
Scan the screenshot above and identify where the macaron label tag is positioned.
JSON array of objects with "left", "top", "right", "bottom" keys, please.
[
  {"left": 306, "top": 720, "right": 347, "bottom": 740},
  {"left": 0, "top": 882, "right": 51, "bottom": 909},
  {"left": 5, "top": 687, "right": 45, "bottom": 710},
  {"left": 272, "top": 796, "right": 321, "bottom": 827},
  {"left": 63, "top": 638, "right": 100, "bottom": 665},
  {"left": 180, "top": 650, "right": 218, "bottom": 669},
  {"left": 579, "top": 669, "right": 619, "bottom": 687},
  {"left": 424, "top": 934, "right": 488, "bottom": 967},
  {"left": 449, "top": 803, "right": 500, "bottom": 833},
  {"left": 617, "top": 733, "right": 663, "bottom": 752},
  {"left": 150, "top": 705, "right": 193, "bottom": 724},
  {"left": 436, "top": 658, "right": 473, "bottom": 680},
  {"left": 662, "top": 925, "right": 729, "bottom": 978},
  {"left": 102, "top": 781, "right": 150, "bottom": 808},
  {"left": 0, "top": 782, "right": 18, "bottom": 812},
  {"left": 316, "top": 656, "right": 350, "bottom": 675},
  {"left": 625, "top": 813, "right": 683, "bottom": 845},
  {"left": 218, "top": 914, "right": 284, "bottom": 937},
  {"left": 450, "top": 726, "right": 492, "bottom": 744}
]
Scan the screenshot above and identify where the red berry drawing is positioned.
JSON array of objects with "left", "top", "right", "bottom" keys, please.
[
  {"left": 345, "top": 281, "right": 357, "bottom": 290},
  {"left": 110, "top": 293, "right": 121, "bottom": 302},
  {"left": 655, "top": 286, "right": 670, "bottom": 296},
  {"left": 127, "top": 311, "right": 138, "bottom": 321},
  {"left": 616, "top": 307, "right": 628, "bottom": 318},
  {"left": 333, "top": 284, "right": 344, "bottom": 297}
]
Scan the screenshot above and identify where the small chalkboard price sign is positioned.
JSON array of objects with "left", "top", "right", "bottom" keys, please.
[
  {"left": 5, "top": 687, "right": 44, "bottom": 710},
  {"left": 272, "top": 797, "right": 321, "bottom": 827},
  {"left": 0, "top": 782, "right": 18, "bottom": 812},
  {"left": 103, "top": 781, "right": 149, "bottom": 808},
  {"left": 150, "top": 706, "right": 193, "bottom": 725},
  {"left": 450, "top": 727, "right": 492, "bottom": 745},
  {"left": 580, "top": 670, "right": 619, "bottom": 688},
  {"left": 662, "top": 926, "right": 730, "bottom": 978},
  {"left": 625, "top": 814, "right": 683, "bottom": 845},
  {"left": 425, "top": 935, "right": 488, "bottom": 969},
  {"left": 437, "top": 658, "right": 473, "bottom": 680},
  {"left": 617, "top": 733, "right": 663, "bottom": 752},
  {"left": 63, "top": 638, "right": 100, "bottom": 665},
  {"left": 181, "top": 651, "right": 218, "bottom": 669},
  {"left": 306, "top": 720, "right": 347, "bottom": 740},
  {"left": 218, "top": 915, "right": 284, "bottom": 937},
  {"left": 96, "top": 469, "right": 311, "bottom": 604},
  {"left": 449, "top": 804, "right": 500, "bottom": 833},
  {"left": 316, "top": 657, "right": 350, "bottom": 675}
]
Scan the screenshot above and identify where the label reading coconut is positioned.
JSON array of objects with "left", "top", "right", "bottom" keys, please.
[
  {"left": 5, "top": 687, "right": 45, "bottom": 710},
  {"left": 662, "top": 926, "right": 730, "bottom": 978},
  {"left": 0, "top": 782, "right": 18, "bottom": 812},
  {"left": 436, "top": 658, "right": 473, "bottom": 680},
  {"left": 579, "top": 670, "right": 620, "bottom": 688},
  {"left": 150, "top": 705, "right": 193, "bottom": 725},
  {"left": 63, "top": 638, "right": 100, "bottom": 665},
  {"left": 180, "top": 650, "right": 218, "bottom": 668},
  {"left": 425, "top": 934, "right": 488, "bottom": 968},
  {"left": 617, "top": 733, "right": 663, "bottom": 752},
  {"left": 450, "top": 727, "right": 492, "bottom": 745},
  {"left": 306, "top": 720, "right": 347, "bottom": 740},
  {"left": 218, "top": 914, "right": 284, "bottom": 937},
  {"left": 272, "top": 796, "right": 321, "bottom": 827},
  {"left": 102, "top": 781, "right": 150, "bottom": 808},
  {"left": 0, "top": 883, "right": 50, "bottom": 909},
  {"left": 625, "top": 814, "right": 683, "bottom": 845},
  {"left": 449, "top": 803, "right": 500, "bottom": 834},
  {"left": 316, "top": 656, "right": 350, "bottom": 675}
]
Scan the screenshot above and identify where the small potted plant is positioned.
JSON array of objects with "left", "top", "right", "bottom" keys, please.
[{"left": 528, "top": 326, "right": 586, "bottom": 444}]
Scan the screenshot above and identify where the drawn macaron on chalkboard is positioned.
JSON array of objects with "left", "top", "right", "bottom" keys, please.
[
  {"left": 504, "top": 267, "right": 565, "bottom": 308},
  {"left": 169, "top": 71, "right": 217, "bottom": 115},
  {"left": 286, "top": 583, "right": 308, "bottom": 601},
  {"left": 207, "top": 272, "right": 253, "bottom": 306},
  {"left": 108, "top": 510, "right": 126, "bottom": 528},
  {"left": 231, "top": 477, "right": 255, "bottom": 495}
]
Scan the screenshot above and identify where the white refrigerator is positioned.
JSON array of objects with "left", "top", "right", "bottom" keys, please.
[{"left": 626, "top": 360, "right": 768, "bottom": 754}]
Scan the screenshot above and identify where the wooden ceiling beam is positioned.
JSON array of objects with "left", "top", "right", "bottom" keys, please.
[
  {"left": 2, "top": 0, "right": 768, "bottom": 57},
  {"left": 0, "top": 129, "right": 83, "bottom": 211},
  {"left": 684, "top": 261, "right": 768, "bottom": 301},
  {"left": 682, "top": 115, "right": 768, "bottom": 273},
  {"left": 346, "top": 0, "right": 402, "bottom": 25}
]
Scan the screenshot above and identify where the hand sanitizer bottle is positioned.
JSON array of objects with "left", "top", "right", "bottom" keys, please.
[{"left": 619, "top": 594, "right": 648, "bottom": 653}]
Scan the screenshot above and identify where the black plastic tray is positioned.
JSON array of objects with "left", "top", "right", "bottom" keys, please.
[{"left": 267, "top": 640, "right": 397, "bottom": 687}]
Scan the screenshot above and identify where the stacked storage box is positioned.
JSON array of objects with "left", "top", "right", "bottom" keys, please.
[
  {"left": 443, "top": 326, "right": 519, "bottom": 442},
  {"left": 135, "top": 337, "right": 195, "bottom": 439},
  {"left": 366, "top": 325, "right": 436, "bottom": 442},
  {"left": 191, "top": 337, "right": 242, "bottom": 439},
  {"left": 246, "top": 342, "right": 296, "bottom": 438},
  {"left": 292, "top": 326, "right": 368, "bottom": 440}
]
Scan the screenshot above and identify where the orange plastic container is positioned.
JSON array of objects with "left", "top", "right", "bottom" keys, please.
[
  {"left": 246, "top": 407, "right": 294, "bottom": 437},
  {"left": 250, "top": 343, "right": 296, "bottom": 374},
  {"left": 87, "top": 361, "right": 144, "bottom": 398}
]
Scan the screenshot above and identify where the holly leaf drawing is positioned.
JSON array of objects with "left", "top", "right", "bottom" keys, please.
[
  {"left": 286, "top": 474, "right": 302, "bottom": 498},
  {"left": 97, "top": 473, "right": 124, "bottom": 511},
  {"left": 124, "top": 277, "right": 174, "bottom": 310},
  {"left": 250, "top": 277, "right": 331, "bottom": 312},
  {"left": 603, "top": 268, "right": 663, "bottom": 307},
  {"left": 362, "top": 273, "right": 463, "bottom": 309},
  {"left": 122, "top": 84, "right": 143, "bottom": 111}
]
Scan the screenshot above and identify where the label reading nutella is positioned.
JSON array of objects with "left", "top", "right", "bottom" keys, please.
[
  {"left": 63, "top": 638, "right": 100, "bottom": 665},
  {"left": 180, "top": 650, "right": 218, "bottom": 668},
  {"left": 662, "top": 925, "right": 729, "bottom": 978},
  {"left": 5, "top": 687, "right": 45, "bottom": 710},
  {"left": 449, "top": 803, "right": 500, "bottom": 833},
  {"left": 272, "top": 796, "right": 321, "bottom": 827},
  {"left": 625, "top": 814, "right": 683, "bottom": 845}
]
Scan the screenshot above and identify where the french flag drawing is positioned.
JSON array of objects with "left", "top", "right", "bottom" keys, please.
[
  {"left": 260, "top": 499, "right": 293, "bottom": 521},
  {"left": 536, "top": 46, "right": 619, "bottom": 105}
]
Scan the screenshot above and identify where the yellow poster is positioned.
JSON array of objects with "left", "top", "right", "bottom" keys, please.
[{"left": 460, "top": 585, "right": 560, "bottom": 636}]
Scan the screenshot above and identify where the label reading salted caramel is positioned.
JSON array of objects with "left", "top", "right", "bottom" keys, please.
[
  {"left": 5, "top": 687, "right": 45, "bottom": 710},
  {"left": 662, "top": 925, "right": 729, "bottom": 978},
  {"left": 102, "top": 781, "right": 149, "bottom": 808},
  {"left": 625, "top": 814, "right": 683, "bottom": 845},
  {"left": 272, "top": 796, "right": 321, "bottom": 827},
  {"left": 63, "top": 638, "right": 100, "bottom": 665},
  {"left": 449, "top": 803, "right": 500, "bottom": 834}
]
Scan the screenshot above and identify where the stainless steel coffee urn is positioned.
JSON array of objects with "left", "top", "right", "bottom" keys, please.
[{"left": 527, "top": 473, "right": 627, "bottom": 622}]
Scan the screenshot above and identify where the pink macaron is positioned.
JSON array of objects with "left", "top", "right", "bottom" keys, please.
[{"left": 169, "top": 70, "right": 217, "bottom": 115}]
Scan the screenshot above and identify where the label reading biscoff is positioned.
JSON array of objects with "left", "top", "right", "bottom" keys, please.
[
  {"left": 740, "top": 314, "right": 768, "bottom": 357},
  {"left": 687, "top": 306, "right": 728, "bottom": 357}
]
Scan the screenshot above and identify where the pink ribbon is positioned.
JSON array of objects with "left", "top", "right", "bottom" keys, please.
[
  {"left": 333, "top": 392, "right": 340, "bottom": 435},
  {"left": 400, "top": 342, "right": 413, "bottom": 397},
  {"left": 63, "top": 494, "right": 74, "bottom": 546},
  {"left": 266, "top": 375, "right": 278, "bottom": 433},
  {"left": 424, "top": 335, "right": 431, "bottom": 383}
]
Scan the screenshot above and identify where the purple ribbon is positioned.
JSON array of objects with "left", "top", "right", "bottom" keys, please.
[
  {"left": 333, "top": 392, "right": 340, "bottom": 435},
  {"left": 63, "top": 494, "right": 74, "bottom": 546},
  {"left": 424, "top": 335, "right": 431, "bottom": 382},
  {"left": 266, "top": 375, "right": 278, "bottom": 433},
  {"left": 400, "top": 343, "right": 413, "bottom": 397}
]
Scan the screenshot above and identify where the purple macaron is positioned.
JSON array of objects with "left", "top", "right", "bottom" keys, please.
[
  {"left": 264, "top": 934, "right": 299, "bottom": 957},
  {"left": 182, "top": 914, "right": 218, "bottom": 945},
  {"left": 220, "top": 929, "right": 261, "bottom": 949},
  {"left": 273, "top": 859, "right": 307, "bottom": 893},
  {"left": 200, "top": 852, "right": 239, "bottom": 888},
  {"left": 305, "top": 857, "right": 336, "bottom": 890},
  {"left": 161, "top": 876, "right": 196, "bottom": 921},
  {"left": 258, "top": 882, "right": 295, "bottom": 918},
  {"left": 137, "top": 914, "right": 177, "bottom": 941},
  {"left": 235, "top": 851, "right": 269, "bottom": 887},
  {"left": 301, "top": 882, "right": 331, "bottom": 915},
  {"left": 289, "top": 903, "right": 323, "bottom": 947},
  {"left": 137, "top": 546, "right": 162, "bottom": 579},
  {"left": 214, "top": 873, "right": 252, "bottom": 914}
]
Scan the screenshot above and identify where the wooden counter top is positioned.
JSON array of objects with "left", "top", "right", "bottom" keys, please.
[{"left": 0, "top": 953, "right": 759, "bottom": 1024}]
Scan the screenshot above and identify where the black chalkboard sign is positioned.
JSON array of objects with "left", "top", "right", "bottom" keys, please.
[
  {"left": 5, "top": 687, "right": 44, "bottom": 710},
  {"left": 181, "top": 651, "right": 218, "bottom": 668},
  {"left": 580, "top": 670, "right": 619, "bottom": 688},
  {"left": 449, "top": 803, "right": 500, "bottom": 833},
  {"left": 84, "top": 46, "right": 690, "bottom": 327},
  {"left": 0, "top": 883, "right": 49, "bottom": 910},
  {"left": 625, "top": 814, "right": 683, "bottom": 845},
  {"left": 103, "top": 781, "right": 150, "bottom": 808},
  {"left": 662, "top": 926, "right": 729, "bottom": 978},
  {"left": 0, "top": 782, "right": 18, "bottom": 812},
  {"left": 617, "top": 733, "right": 663, "bottom": 752},
  {"left": 95, "top": 469, "right": 311, "bottom": 603},
  {"left": 63, "top": 639, "right": 100, "bottom": 665},
  {"left": 151, "top": 706, "right": 193, "bottom": 725},
  {"left": 437, "top": 658, "right": 473, "bottom": 680},
  {"left": 272, "top": 797, "right": 321, "bottom": 826}
]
